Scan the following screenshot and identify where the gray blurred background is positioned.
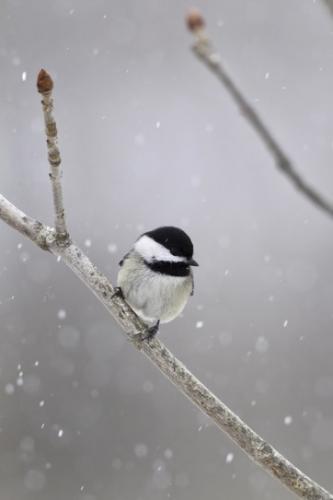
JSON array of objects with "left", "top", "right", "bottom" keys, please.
[{"left": 1, "top": 0, "right": 333, "bottom": 499}]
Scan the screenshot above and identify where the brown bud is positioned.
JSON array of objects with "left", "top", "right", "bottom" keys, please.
[
  {"left": 37, "top": 69, "right": 54, "bottom": 93},
  {"left": 186, "top": 8, "right": 205, "bottom": 32}
]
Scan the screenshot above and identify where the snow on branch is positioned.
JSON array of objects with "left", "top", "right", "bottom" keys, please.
[
  {"left": 186, "top": 9, "right": 333, "bottom": 220},
  {"left": 0, "top": 69, "right": 332, "bottom": 500},
  {"left": 0, "top": 194, "right": 50, "bottom": 250}
]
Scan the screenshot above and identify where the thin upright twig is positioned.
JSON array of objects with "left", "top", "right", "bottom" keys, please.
[
  {"left": 37, "top": 69, "right": 69, "bottom": 243},
  {"left": 0, "top": 69, "right": 332, "bottom": 500},
  {"left": 186, "top": 9, "right": 333, "bottom": 220}
]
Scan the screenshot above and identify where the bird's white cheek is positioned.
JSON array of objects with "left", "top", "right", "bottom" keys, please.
[{"left": 134, "top": 235, "right": 185, "bottom": 263}]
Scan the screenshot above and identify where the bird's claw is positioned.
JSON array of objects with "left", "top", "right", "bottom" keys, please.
[
  {"left": 112, "top": 289, "right": 159, "bottom": 342},
  {"left": 111, "top": 286, "right": 124, "bottom": 300},
  {"left": 142, "top": 320, "right": 160, "bottom": 341}
]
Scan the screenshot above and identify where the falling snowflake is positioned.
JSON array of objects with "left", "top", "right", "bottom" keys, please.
[
  {"left": 5, "top": 384, "right": 15, "bottom": 395},
  {"left": 57, "top": 309, "right": 67, "bottom": 320},
  {"left": 107, "top": 243, "right": 117, "bottom": 253},
  {"left": 284, "top": 416, "right": 293, "bottom": 426}
]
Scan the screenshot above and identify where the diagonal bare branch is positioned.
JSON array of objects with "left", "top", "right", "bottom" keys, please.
[
  {"left": 0, "top": 67, "right": 332, "bottom": 499},
  {"left": 186, "top": 9, "right": 333, "bottom": 220},
  {"left": 1, "top": 192, "right": 333, "bottom": 499}
]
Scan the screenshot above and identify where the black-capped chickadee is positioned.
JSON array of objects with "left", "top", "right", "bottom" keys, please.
[{"left": 117, "top": 226, "right": 198, "bottom": 339}]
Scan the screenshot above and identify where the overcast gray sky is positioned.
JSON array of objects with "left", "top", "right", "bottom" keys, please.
[{"left": 1, "top": 1, "right": 333, "bottom": 499}]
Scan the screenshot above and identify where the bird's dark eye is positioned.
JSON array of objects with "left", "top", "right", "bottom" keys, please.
[{"left": 170, "top": 248, "right": 177, "bottom": 256}]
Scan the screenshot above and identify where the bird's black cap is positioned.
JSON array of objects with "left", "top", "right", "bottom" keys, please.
[{"left": 144, "top": 226, "right": 198, "bottom": 264}]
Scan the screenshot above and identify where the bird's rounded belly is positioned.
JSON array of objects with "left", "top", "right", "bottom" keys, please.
[{"left": 118, "top": 263, "right": 192, "bottom": 324}]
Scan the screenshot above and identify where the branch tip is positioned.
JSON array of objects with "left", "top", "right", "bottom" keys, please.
[
  {"left": 186, "top": 8, "right": 205, "bottom": 32},
  {"left": 37, "top": 69, "right": 53, "bottom": 94}
]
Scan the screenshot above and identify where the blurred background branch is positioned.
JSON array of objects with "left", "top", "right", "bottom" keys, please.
[
  {"left": 187, "top": 9, "right": 333, "bottom": 220},
  {"left": 322, "top": 0, "right": 333, "bottom": 17}
]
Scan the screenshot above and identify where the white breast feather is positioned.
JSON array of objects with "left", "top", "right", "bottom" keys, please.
[{"left": 117, "top": 251, "right": 192, "bottom": 325}]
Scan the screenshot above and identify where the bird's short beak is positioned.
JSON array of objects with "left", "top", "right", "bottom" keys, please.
[{"left": 188, "top": 258, "right": 199, "bottom": 266}]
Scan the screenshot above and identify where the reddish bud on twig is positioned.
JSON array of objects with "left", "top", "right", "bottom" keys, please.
[
  {"left": 37, "top": 69, "right": 54, "bottom": 93},
  {"left": 186, "top": 8, "right": 205, "bottom": 32}
]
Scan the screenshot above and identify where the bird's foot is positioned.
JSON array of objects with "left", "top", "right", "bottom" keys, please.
[
  {"left": 143, "top": 320, "right": 160, "bottom": 341},
  {"left": 111, "top": 287, "right": 124, "bottom": 300}
]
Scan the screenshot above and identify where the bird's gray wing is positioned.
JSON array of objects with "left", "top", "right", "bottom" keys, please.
[
  {"left": 190, "top": 273, "right": 194, "bottom": 296},
  {"left": 119, "top": 252, "right": 130, "bottom": 266}
]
